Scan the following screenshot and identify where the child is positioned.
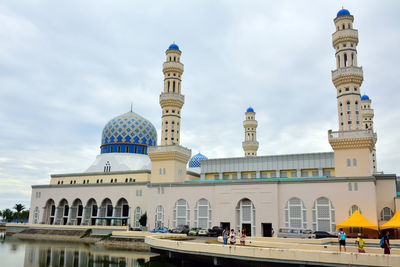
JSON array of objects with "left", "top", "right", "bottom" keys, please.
[
  {"left": 356, "top": 233, "right": 365, "bottom": 253},
  {"left": 240, "top": 228, "right": 246, "bottom": 246},
  {"left": 230, "top": 229, "right": 236, "bottom": 245}
]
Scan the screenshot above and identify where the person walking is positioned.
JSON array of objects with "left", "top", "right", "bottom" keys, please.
[
  {"left": 222, "top": 226, "right": 229, "bottom": 245},
  {"left": 240, "top": 228, "right": 246, "bottom": 246},
  {"left": 383, "top": 231, "right": 391, "bottom": 254},
  {"left": 230, "top": 229, "right": 236, "bottom": 245},
  {"left": 356, "top": 233, "right": 365, "bottom": 253},
  {"left": 338, "top": 228, "right": 346, "bottom": 252}
]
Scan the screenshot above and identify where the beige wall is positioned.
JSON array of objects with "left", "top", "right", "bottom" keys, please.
[
  {"left": 50, "top": 172, "right": 150, "bottom": 185},
  {"left": 334, "top": 148, "right": 373, "bottom": 177}
]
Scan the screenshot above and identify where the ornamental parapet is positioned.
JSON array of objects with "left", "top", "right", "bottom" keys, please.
[
  {"left": 361, "top": 108, "right": 374, "bottom": 117},
  {"left": 160, "top": 93, "right": 185, "bottom": 108},
  {"left": 163, "top": 61, "right": 184, "bottom": 73},
  {"left": 243, "top": 120, "right": 258, "bottom": 128},
  {"left": 332, "top": 66, "right": 363, "bottom": 87},
  {"left": 148, "top": 145, "right": 191, "bottom": 162},
  {"left": 242, "top": 141, "right": 259, "bottom": 149},
  {"left": 328, "top": 129, "right": 377, "bottom": 149},
  {"left": 148, "top": 145, "right": 191, "bottom": 156},
  {"left": 332, "top": 29, "right": 358, "bottom": 47}
]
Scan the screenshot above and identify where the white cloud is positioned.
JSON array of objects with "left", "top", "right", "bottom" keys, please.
[{"left": 0, "top": 0, "right": 399, "bottom": 210}]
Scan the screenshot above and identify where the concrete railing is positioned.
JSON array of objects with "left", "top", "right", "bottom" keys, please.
[
  {"left": 332, "top": 66, "right": 363, "bottom": 78},
  {"left": 148, "top": 145, "right": 191, "bottom": 156},
  {"left": 160, "top": 93, "right": 185, "bottom": 102},
  {"left": 146, "top": 235, "right": 400, "bottom": 266},
  {"left": 328, "top": 129, "right": 376, "bottom": 139},
  {"left": 162, "top": 61, "right": 184, "bottom": 72}
]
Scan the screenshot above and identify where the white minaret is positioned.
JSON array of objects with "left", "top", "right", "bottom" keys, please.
[
  {"left": 160, "top": 43, "right": 184, "bottom": 146},
  {"left": 328, "top": 9, "right": 377, "bottom": 177},
  {"left": 148, "top": 43, "right": 191, "bottom": 183},
  {"left": 242, "top": 107, "right": 259, "bottom": 156}
]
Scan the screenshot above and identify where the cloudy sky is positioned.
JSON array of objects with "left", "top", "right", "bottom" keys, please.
[{"left": 0, "top": 0, "right": 399, "bottom": 211}]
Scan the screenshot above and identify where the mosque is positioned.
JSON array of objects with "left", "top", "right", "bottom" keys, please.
[{"left": 28, "top": 9, "right": 399, "bottom": 237}]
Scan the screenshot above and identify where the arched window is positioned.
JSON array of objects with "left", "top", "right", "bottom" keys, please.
[
  {"left": 344, "top": 53, "right": 348, "bottom": 67},
  {"left": 347, "top": 159, "right": 351, "bottom": 167},
  {"left": 312, "top": 197, "right": 335, "bottom": 232},
  {"left": 337, "top": 55, "right": 340, "bottom": 67},
  {"left": 285, "top": 197, "right": 307, "bottom": 229},
  {"left": 155, "top": 205, "right": 164, "bottom": 228},
  {"left": 195, "top": 199, "right": 211, "bottom": 229},
  {"left": 342, "top": 24, "right": 345, "bottom": 30},
  {"left": 353, "top": 158, "right": 357, "bottom": 166},
  {"left": 173, "top": 199, "right": 190, "bottom": 228},
  {"left": 173, "top": 81, "right": 175, "bottom": 92},
  {"left": 125, "top": 146, "right": 129, "bottom": 153},
  {"left": 349, "top": 205, "right": 361, "bottom": 216},
  {"left": 33, "top": 207, "right": 39, "bottom": 224},
  {"left": 167, "top": 81, "right": 170, "bottom": 92},
  {"left": 380, "top": 207, "right": 394, "bottom": 221},
  {"left": 134, "top": 207, "right": 142, "bottom": 228},
  {"left": 236, "top": 198, "right": 256, "bottom": 236},
  {"left": 351, "top": 53, "right": 354, "bottom": 66}
]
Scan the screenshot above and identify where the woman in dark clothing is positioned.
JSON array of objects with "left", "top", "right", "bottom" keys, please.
[{"left": 384, "top": 231, "right": 391, "bottom": 255}]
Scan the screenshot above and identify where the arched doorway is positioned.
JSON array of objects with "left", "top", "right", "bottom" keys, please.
[
  {"left": 56, "top": 199, "right": 69, "bottom": 225},
  {"left": 236, "top": 198, "right": 255, "bottom": 236},
  {"left": 70, "top": 199, "right": 83, "bottom": 225},
  {"left": 85, "top": 198, "right": 98, "bottom": 226},
  {"left": 44, "top": 199, "right": 56, "bottom": 225},
  {"left": 155, "top": 205, "right": 164, "bottom": 228},
  {"left": 114, "top": 198, "right": 129, "bottom": 226},
  {"left": 98, "top": 198, "right": 113, "bottom": 226},
  {"left": 312, "top": 197, "right": 336, "bottom": 232}
]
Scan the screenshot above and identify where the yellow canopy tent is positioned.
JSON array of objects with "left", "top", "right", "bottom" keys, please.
[
  {"left": 380, "top": 210, "right": 400, "bottom": 230},
  {"left": 336, "top": 210, "right": 379, "bottom": 231}
]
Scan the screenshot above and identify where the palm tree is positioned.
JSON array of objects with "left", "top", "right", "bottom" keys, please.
[
  {"left": 13, "top": 204, "right": 25, "bottom": 223},
  {"left": 2, "top": 209, "right": 13, "bottom": 222}
]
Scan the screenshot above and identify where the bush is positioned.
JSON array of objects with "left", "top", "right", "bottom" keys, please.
[{"left": 80, "top": 228, "right": 92, "bottom": 238}]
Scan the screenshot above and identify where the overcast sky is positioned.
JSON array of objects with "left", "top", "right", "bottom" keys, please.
[{"left": 0, "top": 0, "right": 399, "bottom": 211}]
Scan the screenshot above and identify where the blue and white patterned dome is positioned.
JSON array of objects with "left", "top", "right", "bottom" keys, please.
[
  {"left": 168, "top": 43, "right": 180, "bottom": 50},
  {"left": 361, "top": 94, "right": 370, "bottom": 101},
  {"left": 337, "top": 9, "right": 350, "bottom": 17},
  {"left": 189, "top": 153, "right": 208, "bottom": 168},
  {"left": 101, "top": 111, "right": 157, "bottom": 155}
]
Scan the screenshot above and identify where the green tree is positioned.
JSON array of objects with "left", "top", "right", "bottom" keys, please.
[
  {"left": 2, "top": 209, "right": 13, "bottom": 222},
  {"left": 13, "top": 204, "right": 25, "bottom": 223},
  {"left": 20, "top": 210, "right": 29, "bottom": 221},
  {"left": 0, "top": 210, "right": 2, "bottom": 218},
  {"left": 139, "top": 212, "right": 147, "bottom": 227}
]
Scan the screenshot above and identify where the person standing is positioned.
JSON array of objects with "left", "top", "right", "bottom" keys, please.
[
  {"left": 230, "top": 229, "right": 236, "bottom": 245},
  {"left": 240, "top": 228, "right": 246, "bottom": 246},
  {"left": 356, "top": 233, "right": 365, "bottom": 253},
  {"left": 338, "top": 228, "right": 346, "bottom": 252},
  {"left": 383, "top": 231, "right": 391, "bottom": 255},
  {"left": 222, "top": 226, "right": 229, "bottom": 245}
]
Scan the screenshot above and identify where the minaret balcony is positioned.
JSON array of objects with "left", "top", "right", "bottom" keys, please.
[
  {"left": 328, "top": 129, "right": 377, "bottom": 149},
  {"left": 361, "top": 108, "right": 374, "bottom": 117},
  {"left": 242, "top": 141, "right": 259, "bottom": 149},
  {"left": 163, "top": 61, "right": 184, "bottom": 73},
  {"left": 243, "top": 120, "right": 258, "bottom": 127},
  {"left": 332, "top": 29, "right": 358, "bottom": 47},
  {"left": 160, "top": 93, "right": 185, "bottom": 108},
  {"left": 332, "top": 66, "right": 363, "bottom": 87}
]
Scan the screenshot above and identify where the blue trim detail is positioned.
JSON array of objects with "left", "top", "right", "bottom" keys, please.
[{"left": 101, "top": 144, "right": 148, "bottom": 155}]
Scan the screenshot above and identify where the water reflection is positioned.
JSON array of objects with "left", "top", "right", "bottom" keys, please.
[{"left": 23, "top": 242, "right": 153, "bottom": 267}]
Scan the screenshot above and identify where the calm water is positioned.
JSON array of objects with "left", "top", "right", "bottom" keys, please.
[{"left": 0, "top": 230, "right": 178, "bottom": 267}]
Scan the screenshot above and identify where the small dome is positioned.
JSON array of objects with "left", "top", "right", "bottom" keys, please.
[
  {"left": 168, "top": 43, "right": 180, "bottom": 50},
  {"left": 246, "top": 107, "right": 254, "bottom": 113},
  {"left": 361, "top": 94, "right": 370, "bottom": 101},
  {"left": 189, "top": 153, "right": 208, "bottom": 168},
  {"left": 101, "top": 111, "right": 157, "bottom": 155},
  {"left": 337, "top": 9, "right": 350, "bottom": 17}
]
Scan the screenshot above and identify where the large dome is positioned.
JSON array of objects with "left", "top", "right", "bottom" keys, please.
[{"left": 101, "top": 111, "right": 157, "bottom": 155}]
